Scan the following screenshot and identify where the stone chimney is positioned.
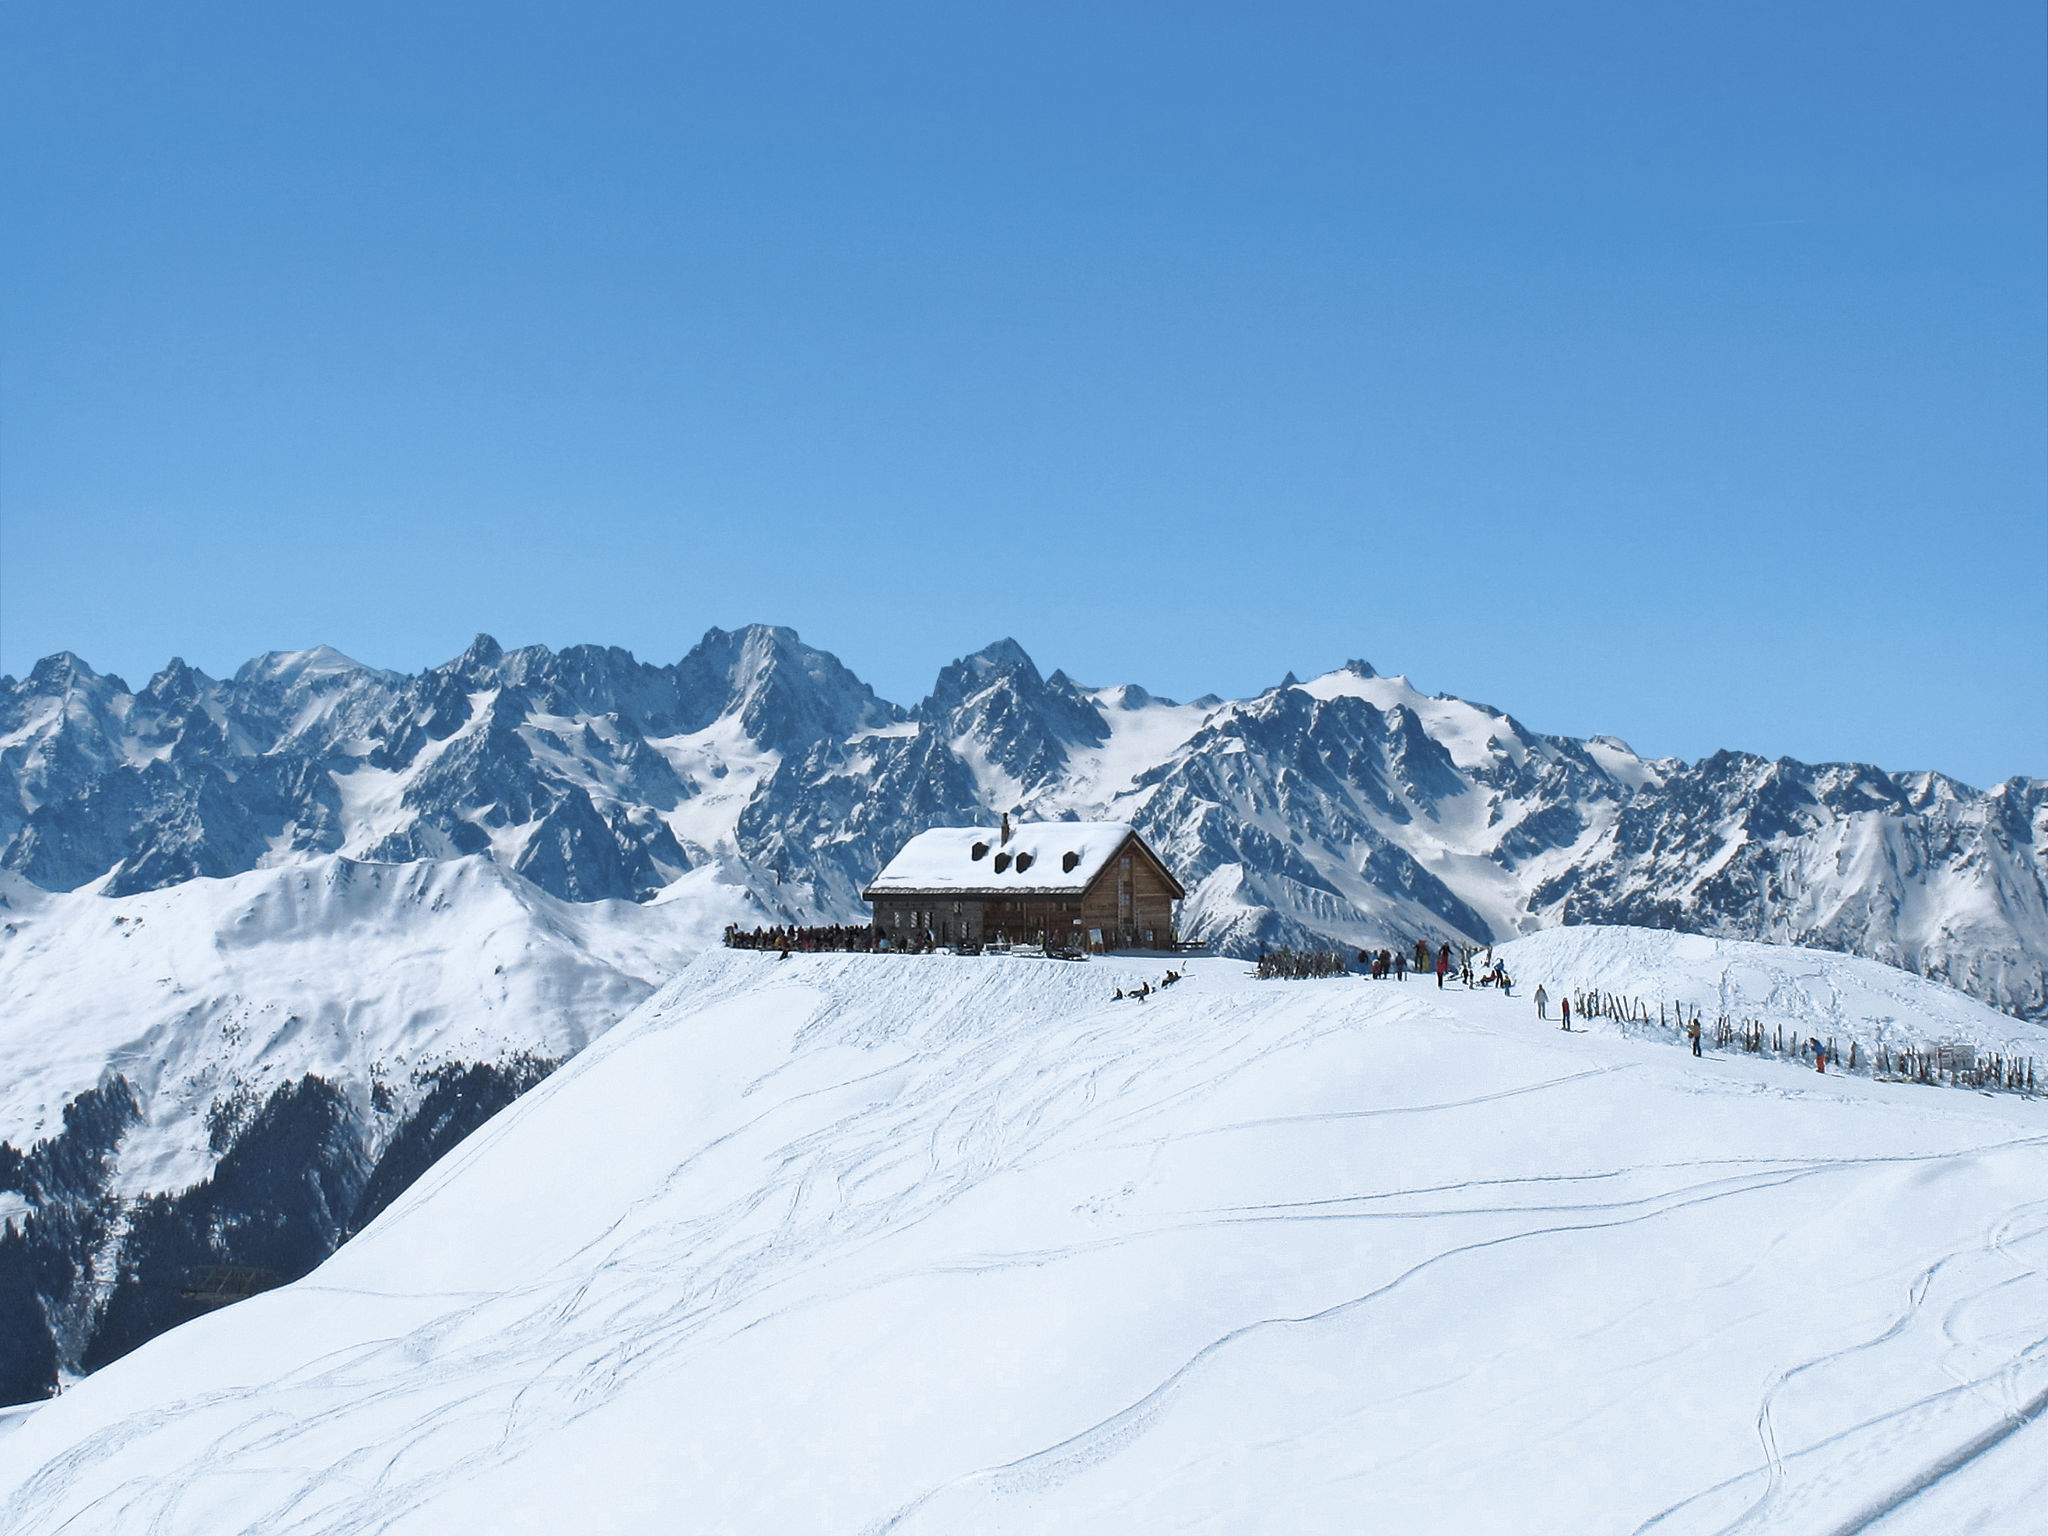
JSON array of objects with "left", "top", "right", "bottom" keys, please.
[{"left": 1000, "top": 813, "right": 1012, "bottom": 845}]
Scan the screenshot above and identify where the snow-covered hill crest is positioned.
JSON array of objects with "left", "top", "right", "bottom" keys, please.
[
  {"left": 3, "top": 632, "right": 2043, "bottom": 1019},
  {"left": 4, "top": 934, "right": 2046, "bottom": 1534}
]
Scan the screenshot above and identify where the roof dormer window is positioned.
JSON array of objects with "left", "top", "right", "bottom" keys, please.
[
  {"left": 994, "top": 851, "right": 1012, "bottom": 873},
  {"left": 1014, "top": 851, "right": 1033, "bottom": 872},
  {"left": 970, "top": 842, "right": 989, "bottom": 861},
  {"left": 1062, "top": 851, "right": 1080, "bottom": 873}
]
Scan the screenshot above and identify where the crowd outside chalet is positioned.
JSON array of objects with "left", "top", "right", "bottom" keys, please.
[{"left": 723, "top": 817, "right": 1185, "bottom": 956}]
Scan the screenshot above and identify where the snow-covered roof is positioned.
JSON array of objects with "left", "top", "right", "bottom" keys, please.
[{"left": 865, "top": 822, "right": 1174, "bottom": 898}]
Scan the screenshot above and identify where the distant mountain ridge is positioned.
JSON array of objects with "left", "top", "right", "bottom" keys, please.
[{"left": 4, "top": 626, "right": 2044, "bottom": 1018}]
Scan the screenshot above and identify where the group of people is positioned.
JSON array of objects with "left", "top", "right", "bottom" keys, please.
[
  {"left": 1255, "top": 947, "right": 1351, "bottom": 979},
  {"left": 723, "top": 924, "right": 883, "bottom": 953},
  {"left": 1112, "top": 969, "right": 1182, "bottom": 1003},
  {"left": 1356, "top": 941, "right": 1512, "bottom": 993},
  {"left": 1360, "top": 948, "right": 1414, "bottom": 980},
  {"left": 1528, "top": 988, "right": 1832, "bottom": 1072}
]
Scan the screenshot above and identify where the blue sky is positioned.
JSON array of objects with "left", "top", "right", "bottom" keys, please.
[{"left": 3, "top": 2, "right": 2043, "bottom": 786}]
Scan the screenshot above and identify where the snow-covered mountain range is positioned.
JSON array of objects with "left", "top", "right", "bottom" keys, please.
[{"left": 6, "top": 626, "right": 2043, "bottom": 1017}]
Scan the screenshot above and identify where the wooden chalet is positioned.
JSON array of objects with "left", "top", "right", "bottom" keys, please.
[{"left": 863, "top": 817, "right": 1184, "bottom": 952}]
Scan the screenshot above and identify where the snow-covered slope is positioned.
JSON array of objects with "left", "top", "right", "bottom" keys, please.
[
  {"left": 5, "top": 934, "right": 2046, "bottom": 1534},
  {"left": 0, "top": 855, "right": 763, "bottom": 1396},
  {"left": 1507, "top": 924, "right": 2048, "bottom": 1066},
  {"left": 0, "top": 856, "right": 722, "bottom": 1174}
]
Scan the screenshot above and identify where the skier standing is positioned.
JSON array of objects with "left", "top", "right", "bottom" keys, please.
[
  {"left": 1560, "top": 997, "right": 1572, "bottom": 1031},
  {"left": 1435, "top": 944, "right": 1450, "bottom": 989},
  {"left": 1534, "top": 984, "right": 1549, "bottom": 1021},
  {"left": 1688, "top": 1018, "right": 1702, "bottom": 1057}
]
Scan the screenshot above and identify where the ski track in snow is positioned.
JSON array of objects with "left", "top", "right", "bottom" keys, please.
[
  {"left": 1626, "top": 1192, "right": 2048, "bottom": 1536},
  {"left": 4, "top": 938, "right": 2048, "bottom": 1534}
]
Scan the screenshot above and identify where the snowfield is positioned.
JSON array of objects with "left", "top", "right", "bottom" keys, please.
[
  {"left": 1507, "top": 926, "right": 2048, "bottom": 1067},
  {"left": 0, "top": 855, "right": 758, "bottom": 1192},
  {"left": 3, "top": 931, "right": 2047, "bottom": 1534}
]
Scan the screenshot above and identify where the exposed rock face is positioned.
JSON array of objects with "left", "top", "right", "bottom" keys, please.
[{"left": 4, "top": 631, "right": 2044, "bottom": 1019}]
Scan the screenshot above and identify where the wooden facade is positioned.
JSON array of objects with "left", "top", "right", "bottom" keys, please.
[{"left": 865, "top": 827, "right": 1183, "bottom": 952}]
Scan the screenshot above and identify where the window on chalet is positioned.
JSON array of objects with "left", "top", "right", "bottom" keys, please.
[
  {"left": 1014, "top": 852, "right": 1033, "bottom": 872},
  {"left": 1062, "top": 851, "right": 1080, "bottom": 873},
  {"left": 971, "top": 842, "right": 989, "bottom": 861},
  {"left": 994, "top": 852, "right": 1011, "bottom": 873}
]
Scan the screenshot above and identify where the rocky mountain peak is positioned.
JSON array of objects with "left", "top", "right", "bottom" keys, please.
[
  {"left": 919, "top": 639, "right": 1040, "bottom": 718},
  {"left": 1094, "top": 682, "right": 1166, "bottom": 711},
  {"left": 141, "top": 658, "right": 213, "bottom": 706},
  {"left": 24, "top": 652, "right": 117, "bottom": 697},
  {"left": 676, "top": 624, "right": 899, "bottom": 755},
  {"left": 233, "top": 645, "right": 375, "bottom": 689},
  {"left": 448, "top": 634, "right": 507, "bottom": 682},
  {"left": 920, "top": 640, "right": 1110, "bottom": 795}
]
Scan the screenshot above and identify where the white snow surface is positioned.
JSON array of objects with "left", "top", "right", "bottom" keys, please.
[
  {"left": 1057, "top": 690, "right": 1215, "bottom": 810},
  {"left": 0, "top": 854, "right": 757, "bottom": 1195},
  {"left": 1298, "top": 665, "right": 1519, "bottom": 771},
  {"left": 1508, "top": 925, "right": 2048, "bottom": 1062},
  {"left": 645, "top": 713, "right": 784, "bottom": 863},
  {"left": 5, "top": 931, "right": 2048, "bottom": 1534},
  {"left": 866, "top": 821, "right": 1144, "bottom": 896}
]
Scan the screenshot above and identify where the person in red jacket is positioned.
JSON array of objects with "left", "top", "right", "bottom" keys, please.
[{"left": 1435, "top": 943, "right": 1450, "bottom": 989}]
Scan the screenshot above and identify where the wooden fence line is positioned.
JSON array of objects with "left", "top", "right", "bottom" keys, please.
[{"left": 1566, "top": 989, "right": 2036, "bottom": 1097}]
